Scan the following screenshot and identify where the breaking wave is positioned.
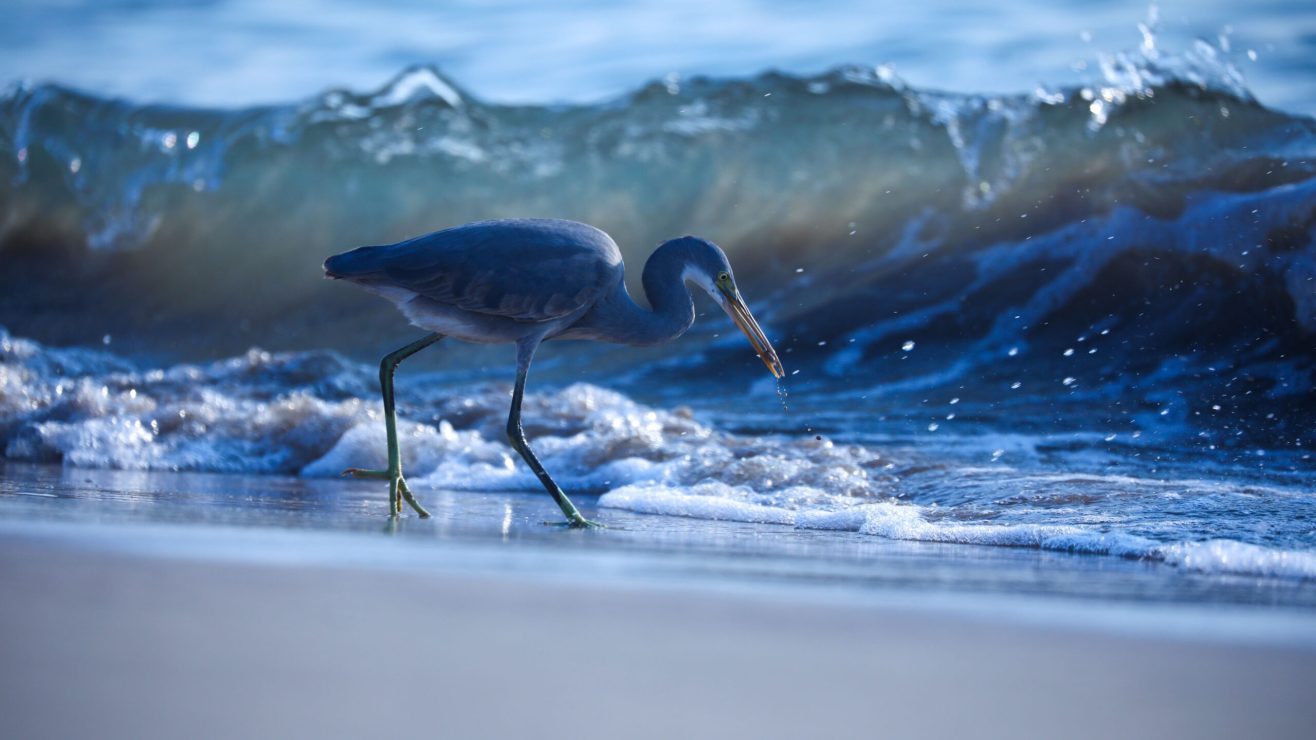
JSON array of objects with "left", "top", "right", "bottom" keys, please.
[{"left": 0, "top": 35, "right": 1312, "bottom": 421}]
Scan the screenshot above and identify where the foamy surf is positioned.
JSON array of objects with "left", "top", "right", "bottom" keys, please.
[
  {"left": 600, "top": 486, "right": 1316, "bottom": 580},
  {"left": 3, "top": 326, "right": 1313, "bottom": 581}
]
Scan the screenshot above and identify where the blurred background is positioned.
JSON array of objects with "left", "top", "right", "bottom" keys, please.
[{"left": 4, "top": 0, "right": 1314, "bottom": 112}]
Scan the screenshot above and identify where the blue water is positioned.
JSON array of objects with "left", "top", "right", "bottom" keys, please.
[
  {"left": 3, "top": 0, "right": 1314, "bottom": 115},
  {"left": 1, "top": 2, "right": 1314, "bottom": 586}
]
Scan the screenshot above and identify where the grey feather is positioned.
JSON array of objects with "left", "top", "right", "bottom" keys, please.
[{"left": 325, "top": 218, "right": 622, "bottom": 323}]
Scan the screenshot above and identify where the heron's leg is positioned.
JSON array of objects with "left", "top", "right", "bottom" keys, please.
[
  {"left": 506, "top": 338, "right": 599, "bottom": 528},
  {"left": 343, "top": 332, "right": 443, "bottom": 517}
]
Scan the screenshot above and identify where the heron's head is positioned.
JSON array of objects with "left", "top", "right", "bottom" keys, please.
[{"left": 669, "top": 237, "right": 784, "bottom": 379}]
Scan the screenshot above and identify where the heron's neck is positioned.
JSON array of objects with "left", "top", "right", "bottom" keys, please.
[{"left": 587, "top": 244, "right": 696, "bottom": 346}]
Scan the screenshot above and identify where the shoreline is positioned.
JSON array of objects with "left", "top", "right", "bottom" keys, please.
[
  {"left": 3, "top": 461, "right": 1316, "bottom": 739},
  {"left": 2, "top": 528, "right": 1315, "bottom": 740},
  {"left": 3, "top": 514, "right": 1316, "bottom": 649},
  {"left": 2, "top": 459, "right": 1315, "bottom": 619}
]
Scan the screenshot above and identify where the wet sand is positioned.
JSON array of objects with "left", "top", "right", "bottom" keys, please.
[{"left": 2, "top": 529, "right": 1315, "bottom": 740}]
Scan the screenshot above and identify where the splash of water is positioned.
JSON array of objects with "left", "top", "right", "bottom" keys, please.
[{"left": 775, "top": 378, "right": 790, "bottom": 412}]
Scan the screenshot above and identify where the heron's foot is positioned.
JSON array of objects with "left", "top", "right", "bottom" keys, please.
[
  {"left": 545, "top": 516, "right": 605, "bottom": 529},
  {"left": 341, "top": 467, "right": 389, "bottom": 479},
  {"left": 395, "top": 476, "right": 432, "bottom": 519},
  {"left": 340, "top": 467, "right": 432, "bottom": 518}
]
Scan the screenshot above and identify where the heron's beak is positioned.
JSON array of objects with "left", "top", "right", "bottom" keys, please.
[{"left": 718, "top": 285, "right": 785, "bottom": 379}]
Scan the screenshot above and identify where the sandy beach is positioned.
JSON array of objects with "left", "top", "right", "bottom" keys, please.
[{"left": 2, "top": 514, "right": 1314, "bottom": 740}]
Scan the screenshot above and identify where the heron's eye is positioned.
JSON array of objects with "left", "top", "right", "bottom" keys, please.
[{"left": 717, "top": 272, "right": 730, "bottom": 283}]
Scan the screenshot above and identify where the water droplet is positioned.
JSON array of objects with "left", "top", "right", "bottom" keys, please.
[
  {"left": 927, "top": 422, "right": 939, "bottom": 431},
  {"left": 901, "top": 340, "right": 915, "bottom": 351},
  {"left": 186, "top": 131, "right": 201, "bottom": 149},
  {"left": 1010, "top": 381, "right": 1022, "bottom": 389},
  {"left": 1063, "top": 348, "right": 1074, "bottom": 356},
  {"left": 1007, "top": 347, "right": 1019, "bottom": 357},
  {"left": 1062, "top": 377, "right": 1077, "bottom": 386}
]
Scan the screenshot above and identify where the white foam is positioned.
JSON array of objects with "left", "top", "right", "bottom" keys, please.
[
  {"left": 1158, "top": 540, "right": 1316, "bottom": 580},
  {"left": 599, "top": 484, "right": 1315, "bottom": 580},
  {"left": 5, "top": 328, "right": 1315, "bottom": 581},
  {"left": 3, "top": 331, "right": 891, "bottom": 500},
  {"left": 300, "top": 419, "right": 518, "bottom": 481},
  {"left": 601, "top": 483, "right": 797, "bottom": 525}
]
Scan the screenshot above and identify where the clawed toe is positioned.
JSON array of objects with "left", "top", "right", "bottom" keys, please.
[
  {"left": 341, "top": 467, "right": 389, "bottom": 479},
  {"left": 396, "top": 478, "right": 432, "bottom": 518},
  {"left": 342, "top": 467, "right": 430, "bottom": 517},
  {"left": 544, "top": 517, "right": 606, "bottom": 529}
]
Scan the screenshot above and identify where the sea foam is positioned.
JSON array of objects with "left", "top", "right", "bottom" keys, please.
[
  {"left": 3, "top": 326, "right": 1314, "bottom": 581},
  {"left": 599, "top": 485, "right": 1316, "bottom": 579}
]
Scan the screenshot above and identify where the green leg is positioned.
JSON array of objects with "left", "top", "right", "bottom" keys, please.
[
  {"left": 343, "top": 333, "right": 443, "bottom": 517},
  {"left": 507, "top": 338, "right": 600, "bottom": 528}
]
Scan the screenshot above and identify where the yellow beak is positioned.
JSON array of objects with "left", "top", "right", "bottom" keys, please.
[{"left": 718, "top": 285, "right": 785, "bottom": 379}]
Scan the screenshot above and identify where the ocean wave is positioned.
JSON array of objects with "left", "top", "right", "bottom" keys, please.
[
  {"left": 4, "top": 52, "right": 1304, "bottom": 255},
  {"left": 1, "top": 48, "right": 1312, "bottom": 433}
]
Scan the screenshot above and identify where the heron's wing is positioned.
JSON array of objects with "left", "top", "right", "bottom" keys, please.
[{"left": 326, "top": 219, "right": 622, "bottom": 322}]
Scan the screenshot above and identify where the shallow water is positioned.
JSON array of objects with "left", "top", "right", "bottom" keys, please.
[
  {"left": 2, "top": 328, "right": 1312, "bottom": 584},
  {"left": 4, "top": 461, "right": 1316, "bottom": 618}
]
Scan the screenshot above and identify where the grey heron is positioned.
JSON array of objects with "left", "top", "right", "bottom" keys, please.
[{"left": 323, "top": 218, "right": 783, "bottom": 527}]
